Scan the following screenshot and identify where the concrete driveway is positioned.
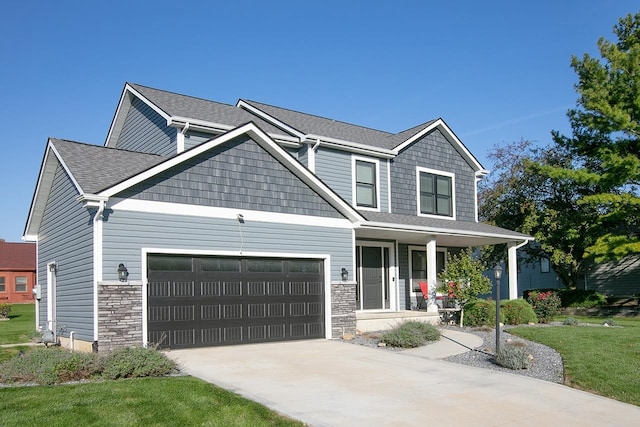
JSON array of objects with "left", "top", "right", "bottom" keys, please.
[{"left": 167, "top": 339, "right": 640, "bottom": 427}]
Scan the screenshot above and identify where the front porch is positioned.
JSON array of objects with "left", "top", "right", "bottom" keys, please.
[{"left": 356, "top": 310, "right": 440, "bottom": 332}]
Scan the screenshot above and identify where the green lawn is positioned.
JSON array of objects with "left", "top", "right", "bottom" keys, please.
[
  {"left": 0, "top": 303, "right": 37, "bottom": 345},
  {"left": 0, "top": 376, "right": 303, "bottom": 426},
  {"left": 509, "top": 316, "right": 640, "bottom": 406}
]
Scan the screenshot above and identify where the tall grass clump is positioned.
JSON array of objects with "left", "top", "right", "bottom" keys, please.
[{"left": 380, "top": 321, "right": 440, "bottom": 348}]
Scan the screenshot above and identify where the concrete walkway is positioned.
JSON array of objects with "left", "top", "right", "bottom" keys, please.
[{"left": 166, "top": 333, "right": 640, "bottom": 427}]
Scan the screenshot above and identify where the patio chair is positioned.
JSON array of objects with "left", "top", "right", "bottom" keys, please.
[{"left": 417, "top": 281, "right": 429, "bottom": 309}]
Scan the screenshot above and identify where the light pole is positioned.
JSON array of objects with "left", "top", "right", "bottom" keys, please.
[{"left": 493, "top": 264, "right": 503, "bottom": 356}]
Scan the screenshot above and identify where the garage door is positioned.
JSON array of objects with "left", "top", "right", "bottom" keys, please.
[{"left": 147, "top": 255, "right": 325, "bottom": 349}]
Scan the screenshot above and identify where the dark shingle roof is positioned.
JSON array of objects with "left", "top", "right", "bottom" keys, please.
[
  {"left": 359, "top": 211, "right": 531, "bottom": 239},
  {"left": 129, "top": 84, "right": 287, "bottom": 136},
  {"left": 241, "top": 100, "right": 395, "bottom": 148},
  {"left": 51, "top": 139, "right": 165, "bottom": 193}
]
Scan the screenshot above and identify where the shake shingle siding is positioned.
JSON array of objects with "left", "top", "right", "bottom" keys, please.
[
  {"left": 102, "top": 210, "right": 353, "bottom": 281},
  {"left": 117, "top": 97, "right": 177, "bottom": 156},
  {"left": 38, "top": 165, "right": 94, "bottom": 341},
  {"left": 391, "top": 129, "right": 476, "bottom": 221},
  {"left": 117, "top": 136, "right": 344, "bottom": 218}
]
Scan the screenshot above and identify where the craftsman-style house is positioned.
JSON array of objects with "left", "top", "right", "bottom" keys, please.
[{"left": 24, "top": 83, "right": 531, "bottom": 351}]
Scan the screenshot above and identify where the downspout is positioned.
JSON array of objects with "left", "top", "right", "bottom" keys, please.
[
  {"left": 69, "top": 331, "right": 75, "bottom": 352},
  {"left": 307, "top": 138, "right": 321, "bottom": 172},
  {"left": 93, "top": 200, "right": 106, "bottom": 346},
  {"left": 177, "top": 122, "right": 190, "bottom": 153}
]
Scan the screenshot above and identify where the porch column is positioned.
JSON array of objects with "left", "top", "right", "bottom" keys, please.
[
  {"left": 426, "top": 237, "right": 438, "bottom": 312},
  {"left": 507, "top": 242, "right": 519, "bottom": 300}
]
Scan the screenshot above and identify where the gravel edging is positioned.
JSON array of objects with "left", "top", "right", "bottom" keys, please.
[{"left": 347, "top": 325, "right": 565, "bottom": 384}]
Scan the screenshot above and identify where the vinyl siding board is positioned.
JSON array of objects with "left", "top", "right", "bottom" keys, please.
[
  {"left": 184, "top": 130, "right": 217, "bottom": 150},
  {"left": 588, "top": 256, "right": 640, "bottom": 297},
  {"left": 37, "top": 164, "right": 94, "bottom": 341},
  {"left": 116, "top": 97, "right": 177, "bottom": 156},
  {"left": 391, "top": 129, "right": 476, "bottom": 221},
  {"left": 102, "top": 210, "right": 353, "bottom": 281},
  {"left": 315, "top": 147, "right": 352, "bottom": 203},
  {"left": 117, "top": 136, "right": 343, "bottom": 218}
]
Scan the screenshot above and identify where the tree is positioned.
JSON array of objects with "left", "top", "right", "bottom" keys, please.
[
  {"left": 547, "top": 12, "right": 640, "bottom": 262},
  {"left": 479, "top": 140, "right": 601, "bottom": 288},
  {"left": 437, "top": 248, "right": 492, "bottom": 327}
]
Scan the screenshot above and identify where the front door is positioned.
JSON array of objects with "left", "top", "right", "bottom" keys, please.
[{"left": 356, "top": 243, "right": 395, "bottom": 310}]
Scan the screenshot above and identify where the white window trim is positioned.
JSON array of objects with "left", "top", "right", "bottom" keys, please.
[
  {"left": 416, "top": 166, "right": 456, "bottom": 220},
  {"left": 352, "top": 155, "right": 380, "bottom": 211}
]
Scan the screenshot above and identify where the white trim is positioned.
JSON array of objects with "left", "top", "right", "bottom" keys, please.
[
  {"left": 416, "top": 166, "right": 456, "bottom": 220},
  {"left": 109, "top": 198, "right": 354, "bottom": 229},
  {"left": 140, "top": 248, "right": 333, "bottom": 345},
  {"left": 386, "top": 159, "right": 392, "bottom": 213},
  {"left": 355, "top": 241, "right": 396, "bottom": 311},
  {"left": 92, "top": 200, "right": 105, "bottom": 341},
  {"left": 46, "top": 262, "right": 57, "bottom": 333},
  {"left": 236, "top": 100, "right": 306, "bottom": 141},
  {"left": 359, "top": 221, "right": 533, "bottom": 242},
  {"left": 352, "top": 155, "right": 381, "bottom": 211}
]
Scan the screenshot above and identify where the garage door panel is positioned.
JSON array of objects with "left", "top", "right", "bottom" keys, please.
[{"left": 148, "top": 256, "right": 325, "bottom": 349}]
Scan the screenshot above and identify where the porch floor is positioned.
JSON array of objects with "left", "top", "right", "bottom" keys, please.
[{"left": 355, "top": 310, "right": 440, "bottom": 333}]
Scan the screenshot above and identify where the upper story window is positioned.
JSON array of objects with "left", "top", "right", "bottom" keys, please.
[
  {"left": 353, "top": 157, "right": 379, "bottom": 210},
  {"left": 417, "top": 167, "right": 455, "bottom": 218}
]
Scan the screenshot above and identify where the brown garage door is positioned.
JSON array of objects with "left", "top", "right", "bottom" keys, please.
[{"left": 147, "top": 255, "right": 325, "bottom": 349}]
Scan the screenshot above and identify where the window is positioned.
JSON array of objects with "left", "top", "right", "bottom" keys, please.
[
  {"left": 541, "top": 258, "right": 550, "bottom": 273},
  {"left": 354, "top": 158, "right": 378, "bottom": 209},
  {"left": 0, "top": 277, "right": 5, "bottom": 292},
  {"left": 15, "top": 276, "right": 27, "bottom": 292},
  {"left": 417, "top": 168, "right": 454, "bottom": 217}
]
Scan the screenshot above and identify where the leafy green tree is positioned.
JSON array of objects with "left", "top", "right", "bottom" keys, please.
[
  {"left": 479, "top": 140, "right": 600, "bottom": 288},
  {"left": 437, "top": 248, "right": 492, "bottom": 327},
  {"left": 547, "top": 12, "right": 640, "bottom": 262}
]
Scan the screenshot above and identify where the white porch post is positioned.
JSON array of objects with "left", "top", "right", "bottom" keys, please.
[
  {"left": 426, "top": 237, "right": 438, "bottom": 312},
  {"left": 507, "top": 242, "right": 519, "bottom": 300}
]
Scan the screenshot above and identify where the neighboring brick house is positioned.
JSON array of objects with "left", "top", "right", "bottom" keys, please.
[
  {"left": 0, "top": 240, "right": 36, "bottom": 303},
  {"left": 24, "top": 83, "right": 532, "bottom": 352}
]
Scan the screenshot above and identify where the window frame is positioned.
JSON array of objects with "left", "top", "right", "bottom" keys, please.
[
  {"left": 416, "top": 167, "right": 456, "bottom": 219},
  {"left": 352, "top": 156, "right": 380, "bottom": 211},
  {"left": 15, "top": 276, "right": 28, "bottom": 293},
  {"left": 0, "top": 276, "right": 5, "bottom": 292}
]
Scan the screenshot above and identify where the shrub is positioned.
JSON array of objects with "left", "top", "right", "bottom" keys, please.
[
  {"left": 527, "top": 291, "right": 561, "bottom": 323},
  {"left": 500, "top": 299, "right": 538, "bottom": 325},
  {"left": 562, "top": 317, "right": 579, "bottom": 326},
  {"left": 0, "top": 303, "right": 11, "bottom": 318},
  {"left": 496, "top": 342, "right": 532, "bottom": 370},
  {"left": 463, "top": 299, "right": 497, "bottom": 327},
  {"left": 380, "top": 321, "right": 440, "bottom": 348},
  {"left": 102, "top": 346, "right": 176, "bottom": 380},
  {"left": 559, "top": 289, "right": 607, "bottom": 308},
  {"left": 0, "top": 347, "right": 102, "bottom": 385}
]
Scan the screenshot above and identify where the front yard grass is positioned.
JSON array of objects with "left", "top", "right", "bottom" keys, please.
[
  {"left": 509, "top": 316, "right": 640, "bottom": 406},
  {"left": 0, "top": 376, "right": 304, "bottom": 426},
  {"left": 0, "top": 303, "right": 36, "bottom": 345}
]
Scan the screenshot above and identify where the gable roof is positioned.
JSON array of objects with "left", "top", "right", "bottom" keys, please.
[
  {"left": 0, "top": 241, "right": 36, "bottom": 270},
  {"left": 105, "top": 83, "right": 292, "bottom": 147}
]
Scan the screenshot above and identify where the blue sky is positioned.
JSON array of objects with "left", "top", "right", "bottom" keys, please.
[{"left": 1, "top": 1, "right": 637, "bottom": 242}]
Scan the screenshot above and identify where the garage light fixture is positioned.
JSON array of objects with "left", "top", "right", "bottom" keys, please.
[
  {"left": 341, "top": 268, "right": 349, "bottom": 281},
  {"left": 118, "top": 263, "right": 129, "bottom": 282}
]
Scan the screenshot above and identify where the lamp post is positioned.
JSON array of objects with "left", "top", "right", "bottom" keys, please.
[{"left": 493, "top": 264, "right": 503, "bottom": 355}]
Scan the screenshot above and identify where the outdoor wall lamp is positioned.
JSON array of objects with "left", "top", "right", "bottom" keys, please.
[
  {"left": 341, "top": 268, "right": 349, "bottom": 281},
  {"left": 493, "top": 264, "right": 503, "bottom": 355},
  {"left": 118, "top": 263, "right": 129, "bottom": 282}
]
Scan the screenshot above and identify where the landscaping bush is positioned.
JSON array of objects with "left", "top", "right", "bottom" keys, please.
[
  {"left": 0, "top": 303, "right": 11, "bottom": 318},
  {"left": 601, "top": 318, "right": 618, "bottom": 327},
  {"left": 0, "top": 347, "right": 102, "bottom": 385},
  {"left": 500, "top": 299, "right": 538, "bottom": 325},
  {"left": 496, "top": 342, "right": 531, "bottom": 370},
  {"left": 563, "top": 317, "right": 579, "bottom": 326},
  {"left": 463, "top": 299, "right": 497, "bottom": 327},
  {"left": 380, "top": 321, "right": 440, "bottom": 348},
  {"left": 559, "top": 289, "right": 607, "bottom": 308},
  {"left": 102, "top": 346, "right": 176, "bottom": 379},
  {"left": 527, "top": 290, "right": 561, "bottom": 323}
]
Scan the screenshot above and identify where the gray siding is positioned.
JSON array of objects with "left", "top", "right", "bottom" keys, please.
[
  {"left": 588, "top": 256, "right": 640, "bottom": 297},
  {"left": 184, "top": 130, "right": 217, "bottom": 151},
  {"left": 398, "top": 244, "right": 410, "bottom": 309},
  {"left": 37, "top": 164, "right": 94, "bottom": 341},
  {"left": 391, "top": 129, "right": 476, "bottom": 221},
  {"left": 315, "top": 148, "right": 352, "bottom": 203},
  {"left": 102, "top": 210, "right": 353, "bottom": 282},
  {"left": 116, "top": 97, "right": 177, "bottom": 156},
  {"left": 118, "top": 136, "right": 344, "bottom": 218},
  {"left": 379, "top": 160, "right": 389, "bottom": 212},
  {"left": 297, "top": 144, "right": 308, "bottom": 167}
]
